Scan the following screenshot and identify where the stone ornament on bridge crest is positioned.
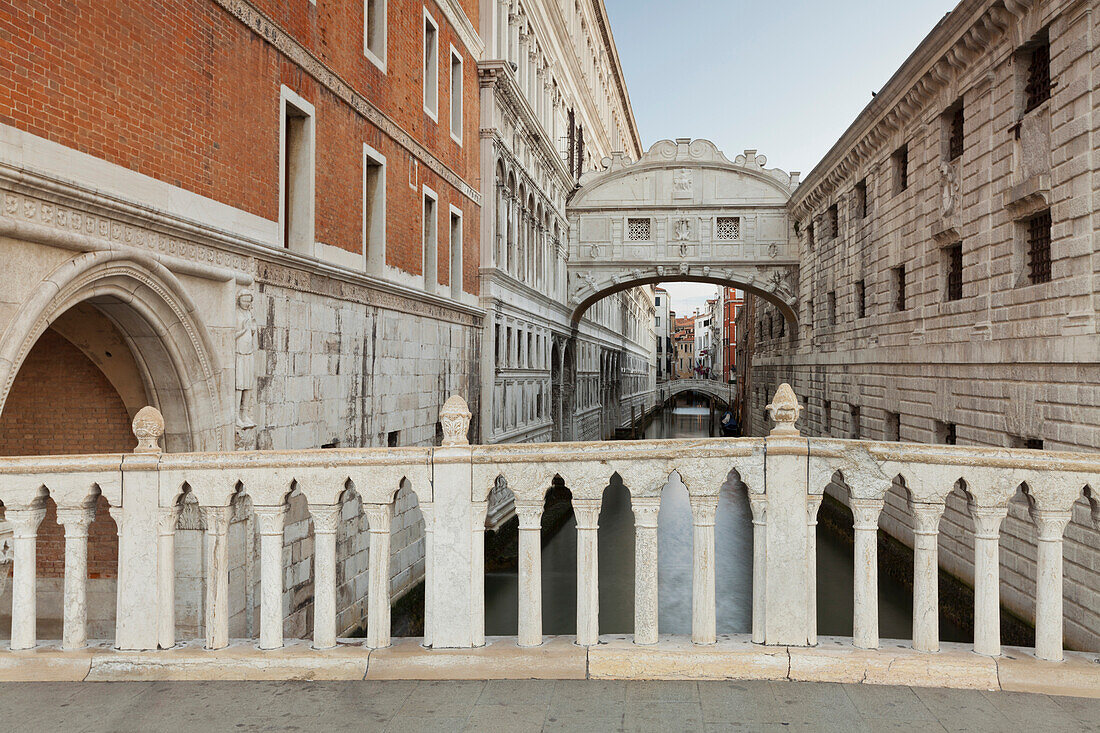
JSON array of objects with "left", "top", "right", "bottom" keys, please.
[
  {"left": 132, "top": 406, "right": 165, "bottom": 453},
  {"left": 766, "top": 383, "right": 802, "bottom": 436},
  {"left": 440, "top": 394, "right": 472, "bottom": 446}
]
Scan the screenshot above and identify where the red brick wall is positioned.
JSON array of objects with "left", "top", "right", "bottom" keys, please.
[
  {"left": 0, "top": 0, "right": 480, "bottom": 291},
  {"left": 0, "top": 329, "right": 126, "bottom": 578}
]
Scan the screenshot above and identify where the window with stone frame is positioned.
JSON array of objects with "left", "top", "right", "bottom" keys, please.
[
  {"left": 885, "top": 411, "right": 901, "bottom": 442},
  {"left": 827, "top": 290, "right": 837, "bottom": 325},
  {"left": 854, "top": 179, "right": 868, "bottom": 219},
  {"left": 1010, "top": 435, "right": 1044, "bottom": 451},
  {"left": 364, "top": 0, "right": 387, "bottom": 71},
  {"left": 1023, "top": 31, "right": 1052, "bottom": 114},
  {"left": 893, "top": 144, "right": 909, "bottom": 194},
  {"left": 822, "top": 400, "right": 832, "bottom": 435},
  {"left": 1026, "top": 209, "right": 1052, "bottom": 284},
  {"left": 850, "top": 405, "right": 861, "bottom": 439},
  {"left": 805, "top": 222, "right": 815, "bottom": 250},
  {"left": 627, "top": 217, "right": 651, "bottom": 241},
  {"left": 944, "top": 241, "right": 963, "bottom": 301},
  {"left": 945, "top": 98, "right": 964, "bottom": 161},
  {"left": 892, "top": 265, "right": 906, "bottom": 311},
  {"left": 855, "top": 279, "right": 866, "bottom": 319},
  {"left": 778, "top": 316, "right": 785, "bottom": 338},
  {"left": 715, "top": 216, "right": 740, "bottom": 240},
  {"left": 827, "top": 204, "right": 839, "bottom": 240}
]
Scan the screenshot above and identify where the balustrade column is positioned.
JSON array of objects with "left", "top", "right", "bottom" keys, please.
[
  {"left": 365, "top": 503, "right": 393, "bottom": 649},
  {"left": 748, "top": 495, "right": 767, "bottom": 644},
  {"left": 971, "top": 505, "right": 1007, "bottom": 656},
  {"left": 7, "top": 506, "right": 46, "bottom": 650},
  {"left": 200, "top": 505, "right": 231, "bottom": 650},
  {"left": 1034, "top": 509, "right": 1072, "bottom": 661},
  {"left": 806, "top": 495, "right": 823, "bottom": 645},
  {"left": 254, "top": 505, "right": 287, "bottom": 650},
  {"left": 156, "top": 505, "right": 181, "bottom": 649},
  {"left": 470, "top": 501, "right": 487, "bottom": 647},
  {"left": 574, "top": 498, "right": 601, "bottom": 646},
  {"left": 310, "top": 504, "right": 342, "bottom": 649},
  {"left": 515, "top": 500, "right": 544, "bottom": 647},
  {"left": 630, "top": 497, "right": 660, "bottom": 645},
  {"left": 850, "top": 497, "right": 883, "bottom": 649},
  {"left": 690, "top": 494, "right": 719, "bottom": 645},
  {"left": 56, "top": 506, "right": 96, "bottom": 650},
  {"left": 911, "top": 502, "right": 944, "bottom": 652}
]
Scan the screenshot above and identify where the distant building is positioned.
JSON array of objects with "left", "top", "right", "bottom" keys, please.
[
  {"left": 722, "top": 288, "right": 745, "bottom": 383},
  {"left": 654, "top": 288, "right": 672, "bottom": 381},
  {"left": 672, "top": 315, "right": 696, "bottom": 379}
]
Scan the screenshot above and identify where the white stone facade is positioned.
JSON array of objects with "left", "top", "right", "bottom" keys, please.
[{"left": 745, "top": 0, "right": 1100, "bottom": 650}]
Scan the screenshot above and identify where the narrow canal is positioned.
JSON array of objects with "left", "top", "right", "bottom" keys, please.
[{"left": 484, "top": 403, "right": 969, "bottom": 641}]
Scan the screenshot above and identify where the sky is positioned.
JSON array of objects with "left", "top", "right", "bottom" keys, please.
[{"left": 603, "top": 0, "right": 959, "bottom": 316}]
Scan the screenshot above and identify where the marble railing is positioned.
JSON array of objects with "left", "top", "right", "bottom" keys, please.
[{"left": 0, "top": 387, "right": 1097, "bottom": 667}]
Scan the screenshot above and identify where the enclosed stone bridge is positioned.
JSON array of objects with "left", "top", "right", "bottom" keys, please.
[
  {"left": 566, "top": 138, "right": 801, "bottom": 324},
  {"left": 657, "top": 378, "right": 732, "bottom": 407}
]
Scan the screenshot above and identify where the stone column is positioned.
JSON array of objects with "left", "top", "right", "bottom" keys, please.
[
  {"left": 7, "top": 506, "right": 46, "bottom": 650},
  {"left": 309, "top": 504, "right": 341, "bottom": 650},
  {"left": 201, "top": 505, "right": 232, "bottom": 650},
  {"left": 1034, "top": 509, "right": 1072, "bottom": 661},
  {"left": 515, "top": 500, "right": 544, "bottom": 647},
  {"left": 156, "top": 505, "right": 181, "bottom": 649},
  {"left": 748, "top": 494, "right": 767, "bottom": 644},
  {"left": 420, "top": 502, "right": 436, "bottom": 648},
  {"left": 806, "top": 494, "right": 823, "bottom": 645},
  {"left": 365, "top": 502, "right": 393, "bottom": 649},
  {"left": 911, "top": 502, "right": 944, "bottom": 653},
  {"left": 470, "top": 501, "right": 488, "bottom": 648},
  {"left": 850, "top": 497, "right": 883, "bottom": 649},
  {"left": 254, "top": 505, "right": 286, "bottom": 650},
  {"left": 56, "top": 505, "right": 96, "bottom": 650},
  {"left": 573, "top": 498, "right": 601, "bottom": 646},
  {"left": 971, "top": 505, "right": 1007, "bottom": 656},
  {"left": 690, "top": 494, "right": 719, "bottom": 645},
  {"left": 631, "top": 497, "right": 660, "bottom": 645}
]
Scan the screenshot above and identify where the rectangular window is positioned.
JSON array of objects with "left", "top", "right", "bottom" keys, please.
[
  {"left": 1027, "top": 209, "right": 1052, "bottom": 284},
  {"left": 855, "top": 179, "right": 868, "bottom": 220},
  {"left": 363, "top": 0, "right": 386, "bottom": 71},
  {"left": 422, "top": 187, "right": 438, "bottom": 293},
  {"left": 945, "top": 99, "right": 964, "bottom": 161},
  {"left": 449, "top": 206, "right": 463, "bottom": 299},
  {"left": 655, "top": 316, "right": 661, "bottom": 327},
  {"left": 806, "top": 222, "right": 815, "bottom": 250},
  {"left": 281, "top": 88, "right": 315, "bottom": 255},
  {"left": 935, "top": 421, "right": 957, "bottom": 445},
  {"left": 823, "top": 400, "right": 831, "bottom": 434},
  {"left": 387, "top": 430, "right": 400, "bottom": 447},
  {"left": 362, "top": 144, "right": 385, "bottom": 274},
  {"left": 627, "top": 217, "right": 651, "bottom": 241},
  {"left": 827, "top": 204, "right": 839, "bottom": 239},
  {"left": 885, "top": 412, "right": 901, "bottom": 442},
  {"left": 1024, "top": 35, "right": 1051, "bottom": 114},
  {"left": 716, "top": 216, "right": 740, "bottom": 240},
  {"left": 1010, "top": 435, "right": 1044, "bottom": 451},
  {"left": 893, "top": 265, "right": 906, "bottom": 311},
  {"left": 423, "top": 10, "right": 439, "bottom": 120},
  {"left": 827, "top": 291, "right": 837, "bottom": 325},
  {"left": 449, "top": 48, "right": 463, "bottom": 144},
  {"left": 850, "top": 405, "right": 861, "bottom": 439},
  {"left": 945, "top": 242, "right": 963, "bottom": 301},
  {"left": 855, "top": 279, "right": 866, "bottom": 319},
  {"left": 893, "top": 144, "right": 909, "bottom": 193}
]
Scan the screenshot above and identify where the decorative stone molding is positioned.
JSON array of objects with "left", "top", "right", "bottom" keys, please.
[
  {"left": 132, "top": 406, "right": 165, "bottom": 454},
  {"left": 766, "top": 383, "right": 803, "bottom": 435},
  {"left": 440, "top": 395, "right": 472, "bottom": 446},
  {"left": 309, "top": 504, "right": 343, "bottom": 535}
]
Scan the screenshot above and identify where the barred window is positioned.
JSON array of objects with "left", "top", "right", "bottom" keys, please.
[
  {"left": 827, "top": 291, "right": 837, "bottom": 325},
  {"left": 893, "top": 144, "right": 909, "bottom": 193},
  {"left": 627, "top": 217, "right": 651, "bottom": 241},
  {"left": 947, "top": 100, "right": 964, "bottom": 161},
  {"left": 1027, "top": 209, "right": 1052, "bottom": 284},
  {"left": 823, "top": 400, "right": 831, "bottom": 434},
  {"left": 946, "top": 242, "right": 963, "bottom": 301},
  {"left": 850, "top": 405, "right": 861, "bottom": 439},
  {"left": 1024, "top": 39, "right": 1051, "bottom": 114},
  {"left": 885, "top": 412, "right": 901, "bottom": 442},
  {"left": 855, "top": 179, "right": 868, "bottom": 219},
  {"left": 893, "top": 265, "right": 906, "bottom": 311},
  {"left": 806, "top": 222, "right": 815, "bottom": 250},
  {"left": 827, "top": 204, "right": 839, "bottom": 239},
  {"left": 715, "top": 216, "right": 740, "bottom": 240},
  {"left": 855, "top": 279, "right": 866, "bottom": 319}
]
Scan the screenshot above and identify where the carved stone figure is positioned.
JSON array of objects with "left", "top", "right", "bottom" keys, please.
[
  {"left": 939, "top": 161, "right": 960, "bottom": 216},
  {"left": 672, "top": 168, "right": 693, "bottom": 198},
  {"left": 674, "top": 218, "right": 690, "bottom": 241},
  {"left": 235, "top": 291, "right": 257, "bottom": 430}
]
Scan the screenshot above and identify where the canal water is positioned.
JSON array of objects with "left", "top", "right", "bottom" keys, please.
[{"left": 484, "top": 404, "right": 968, "bottom": 641}]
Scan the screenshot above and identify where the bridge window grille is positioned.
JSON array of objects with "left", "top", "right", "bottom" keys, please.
[
  {"left": 1024, "top": 39, "right": 1051, "bottom": 114},
  {"left": 946, "top": 242, "right": 963, "bottom": 301},
  {"left": 627, "top": 217, "right": 651, "bottom": 241},
  {"left": 1027, "top": 209, "right": 1052, "bottom": 284},
  {"left": 716, "top": 216, "right": 740, "bottom": 240},
  {"left": 855, "top": 279, "right": 866, "bottom": 319}
]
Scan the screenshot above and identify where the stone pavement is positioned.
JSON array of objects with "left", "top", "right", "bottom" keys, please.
[{"left": 2, "top": 679, "right": 1099, "bottom": 732}]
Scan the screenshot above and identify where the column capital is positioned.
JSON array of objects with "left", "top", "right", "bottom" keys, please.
[
  {"left": 253, "top": 505, "right": 287, "bottom": 536},
  {"left": 306, "top": 503, "right": 341, "bottom": 534},
  {"left": 1033, "top": 509, "right": 1072, "bottom": 542},
  {"left": 748, "top": 493, "right": 767, "bottom": 524},
  {"left": 364, "top": 502, "right": 392, "bottom": 533},
  {"left": 689, "top": 494, "right": 719, "bottom": 526},
  {"left": 970, "top": 504, "right": 1008, "bottom": 539},
  {"left": 199, "top": 505, "right": 231, "bottom": 534},
  {"left": 572, "top": 498, "right": 601, "bottom": 530},
  {"left": 911, "top": 502, "right": 945, "bottom": 536},
  {"left": 850, "top": 497, "right": 884, "bottom": 531},
  {"left": 515, "top": 500, "right": 544, "bottom": 529},
  {"left": 472, "top": 500, "right": 489, "bottom": 532},
  {"left": 56, "top": 506, "right": 96, "bottom": 536},
  {"left": 156, "top": 505, "right": 181, "bottom": 536},
  {"left": 630, "top": 496, "right": 660, "bottom": 528},
  {"left": 806, "top": 494, "right": 823, "bottom": 524},
  {"left": 6, "top": 506, "right": 46, "bottom": 538}
]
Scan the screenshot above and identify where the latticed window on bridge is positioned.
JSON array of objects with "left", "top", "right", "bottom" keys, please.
[
  {"left": 947, "top": 100, "right": 964, "bottom": 161},
  {"left": 1024, "top": 37, "right": 1051, "bottom": 113},
  {"left": 627, "top": 217, "right": 651, "bottom": 241},
  {"left": 855, "top": 279, "right": 866, "bottom": 318},
  {"left": 1028, "top": 209, "right": 1052, "bottom": 284},
  {"left": 715, "top": 216, "right": 740, "bottom": 240},
  {"left": 946, "top": 242, "right": 963, "bottom": 301}
]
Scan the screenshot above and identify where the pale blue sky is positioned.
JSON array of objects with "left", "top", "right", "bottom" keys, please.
[{"left": 603, "top": 0, "right": 959, "bottom": 315}]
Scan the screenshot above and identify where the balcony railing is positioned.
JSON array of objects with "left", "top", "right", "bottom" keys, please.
[{"left": 0, "top": 387, "right": 1097, "bottom": 671}]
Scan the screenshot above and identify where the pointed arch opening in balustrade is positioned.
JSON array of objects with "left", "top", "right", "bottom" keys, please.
[
  {"left": 540, "top": 475, "right": 575, "bottom": 635},
  {"left": 597, "top": 473, "right": 633, "bottom": 635},
  {"left": 483, "top": 474, "right": 518, "bottom": 636},
  {"left": 714, "top": 467, "right": 753, "bottom": 635},
  {"left": 657, "top": 470, "right": 692, "bottom": 634},
  {"left": 389, "top": 477, "right": 426, "bottom": 639}
]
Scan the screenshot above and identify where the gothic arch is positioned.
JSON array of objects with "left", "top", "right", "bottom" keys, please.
[{"left": 0, "top": 251, "right": 228, "bottom": 452}]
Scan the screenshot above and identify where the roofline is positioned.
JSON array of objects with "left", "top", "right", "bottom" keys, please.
[{"left": 592, "top": 0, "right": 644, "bottom": 159}]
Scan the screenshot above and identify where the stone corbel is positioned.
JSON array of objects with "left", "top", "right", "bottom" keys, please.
[{"left": 1002, "top": 173, "right": 1051, "bottom": 219}]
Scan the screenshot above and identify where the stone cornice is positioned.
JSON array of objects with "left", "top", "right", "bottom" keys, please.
[
  {"left": 589, "top": 0, "right": 643, "bottom": 159},
  {"left": 212, "top": 0, "right": 481, "bottom": 207},
  {"left": 433, "top": 0, "right": 485, "bottom": 58},
  {"left": 790, "top": 0, "right": 1029, "bottom": 220}
]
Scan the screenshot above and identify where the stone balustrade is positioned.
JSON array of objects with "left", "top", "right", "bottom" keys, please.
[{"left": 0, "top": 385, "right": 1097, "bottom": 674}]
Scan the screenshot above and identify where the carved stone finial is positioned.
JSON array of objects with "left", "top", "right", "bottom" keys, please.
[
  {"left": 132, "top": 406, "right": 165, "bottom": 453},
  {"left": 439, "top": 395, "right": 472, "bottom": 446},
  {"left": 766, "top": 383, "right": 803, "bottom": 436}
]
